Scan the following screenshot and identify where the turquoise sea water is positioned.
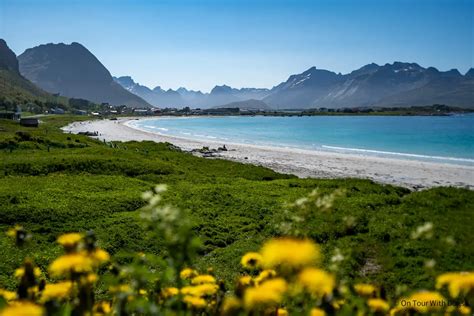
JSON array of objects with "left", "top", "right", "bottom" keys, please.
[{"left": 129, "top": 114, "right": 474, "bottom": 165}]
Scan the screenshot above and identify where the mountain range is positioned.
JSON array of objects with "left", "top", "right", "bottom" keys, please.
[
  {"left": 114, "top": 76, "right": 270, "bottom": 108},
  {"left": 2, "top": 39, "right": 473, "bottom": 109},
  {"left": 18, "top": 42, "right": 150, "bottom": 107},
  {"left": 115, "top": 63, "right": 473, "bottom": 109},
  {"left": 265, "top": 63, "right": 474, "bottom": 109}
]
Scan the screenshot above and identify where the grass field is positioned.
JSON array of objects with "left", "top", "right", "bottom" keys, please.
[{"left": 0, "top": 115, "right": 473, "bottom": 297}]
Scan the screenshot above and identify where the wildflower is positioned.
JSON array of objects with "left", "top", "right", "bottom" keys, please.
[
  {"left": 424, "top": 259, "right": 436, "bottom": 269},
  {"left": 410, "top": 222, "right": 433, "bottom": 239},
  {"left": 57, "top": 233, "right": 83, "bottom": 248},
  {"left": 14, "top": 267, "right": 41, "bottom": 279},
  {"left": 93, "top": 301, "right": 112, "bottom": 315},
  {"left": 298, "top": 268, "right": 335, "bottom": 298},
  {"left": 238, "top": 275, "right": 253, "bottom": 287},
  {"left": 332, "top": 299, "right": 345, "bottom": 310},
  {"left": 109, "top": 284, "right": 132, "bottom": 294},
  {"left": 40, "top": 281, "right": 73, "bottom": 302},
  {"left": 183, "top": 295, "right": 207, "bottom": 309},
  {"left": 0, "top": 289, "right": 16, "bottom": 301},
  {"left": 354, "top": 283, "right": 377, "bottom": 297},
  {"left": 49, "top": 253, "right": 94, "bottom": 277},
  {"left": 436, "top": 272, "right": 474, "bottom": 298},
  {"left": 241, "top": 252, "right": 263, "bottom": 269},
  {"left": 85, "top": 248, "right": 110, "bottom": 265},
  {"left": 398, "top": 291, "right": 446, "bottom": 313},
  {"left": 0, "top": 301, "right": 44, "bottom": 316},
  {"left": 260, "top": 238, "right": 320, "bottom": 270},
  {"left": 191, "top": 274, "right": 216, "bottom": 285},
  {"left": 254, "top": 269, "right": 277, "bottom": 285},
  {"left": 180, "top": 268, "right": 197, "bottom": 279},
  {"left": 277, "top": 308, "right": 289, "bottom": 316},
  {"left": 243, "top": 278, "right": 287, "bottom": 309},
  {"left": 367, "top": 298, "right": 390, "bottom": 312},
  {"left": 161, "top": 287, "right": 179, "bottom": 298},
  {"left": 79, "top": 273, "right": 98, "bottom": 285},
  {"left": 458, "top": 305, "right": 471, "bottom": 315},
  {"left": 309, "top": 308, "right": 326, "bottom": 316},
  {"left": 181, "top": 284, "right": 219, "bottom": 297},
  {"left": 6, "top": 225, "right": 30, "bottom": 246},
  {"left": 221, "top": 296, "right": 241, "bottom": 314}
]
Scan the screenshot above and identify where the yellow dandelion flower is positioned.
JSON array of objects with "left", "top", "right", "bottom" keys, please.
[
  {"left": 260, "top": 238, "right": 320, "bottom": 269},
  {"left": 221, "top": 296, "right": 241, "bottom": 314},
  {"left": 0, "top": 301, "right": 44, "bottom": 316},
  {"left": 0, "top": 289, "right": 16, "bottom": 301},
  {"left": 14, "top": 267, "right": 42, "bottom": 279},
  {"left": 238, "top": 275, "right": 253, "bottom": 287},
  {"left": 181, "top": 284, "right": 219, "bottom": 297},
  {"left": 254, "top": 269, "right": 277, "bottom": 285},
  {"left": 161, "top": 287, "right": 179, "bottom": 298},
  {"left": 367, "top": 298, "right": 390, "bottom": 312},
  {"left": 85, "top": 249, "right": 110, "bottom": 265},
  {"left": 398, "top": 291, "right": 446, "bottom": 313},
  {"left": 436, "top": 272, "right": 474, "bottom": 298},
  {"left": 40, "top": 281, "right": 73, "bottom": 302},
  {"left": 180, "top": 268, "right": 197, "bottom": 279},
  {"left": 243, "top": 278, "right": 287, "bottom": 309},
  {"left": 109, "top": 284, "right": 132, "bottom": 294},
  {"left": 139, "top": 289, "right": 147, "bottom": 296},
  {"left": 332, "top": 299, "right": 345, "bottom": 310},
  {"left": 183, "top": 295, "right": 207, "bottom": 309},
  {"left": 49, "top": 253, "right": 94, "bottom": 277},
  {"left": 191, "top": 274, "right": 216, "bottom": 285},
  {"left": 458, "top": 305, "right": 471, "bottom": 315},
  {"left": 93, "top": 301, "right": 112, "bottom": 315},
  {"left": 57, "top": 233, "right": 83, "bottom": 248},
  {"left": 298, "top": 268, "right": 335, "bottom": 298},
  {"left": 389, "top": 306, "right": 403, "bottom": 316},
  {"left": 241, "top": 252, "right": 263, "bottom": 269},
  {"left": 354, "top": 283, "right": 377, "bottom": 297},
  {"left": 309, "top": 308, "right": 326, "bottom": 316},
  {"left": 277, "top": 308, "right": 289, "bottom": 316},
  {"left": 6, "top": 225, "right": 22, "bottom": 238},
  {"left": 79, "top": 273, "right": 98, "bottom": 285}
]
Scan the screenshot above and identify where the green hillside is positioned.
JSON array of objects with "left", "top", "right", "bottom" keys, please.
[{"left": 0, "top": 116, "right": 472, "bottom": 299}]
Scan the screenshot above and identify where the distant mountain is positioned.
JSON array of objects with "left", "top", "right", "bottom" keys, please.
[
  {"left": 465, "top": 68, "right": 474, "bottom": 79},
  {"left": 264, "top": 62, "right": 474, "bottom": 109},
  {"left": 18, "top": 42, "right": 150, "bottom": 107},
  {"left": 0, "top": 39, "right": 19, "bottom": 72},
  {"left": 263, "top": 67, "right": 344, "bottom": 109},
  {"left": 0, "top": 39, "right": 50, "bottom": 104},
  {"left": 213, "top": 99, "right": 270, "bottom": 111},
  {"left": 114, "top": 76, "right": 270, "bottom": 108}
]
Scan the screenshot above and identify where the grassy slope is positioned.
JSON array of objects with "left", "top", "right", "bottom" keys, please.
[
  {"left": 0, "top": 116, "right": 473, "bottom": 295},
  {"left": 0, "top": 69, "right": 70, "bottom": 110}
]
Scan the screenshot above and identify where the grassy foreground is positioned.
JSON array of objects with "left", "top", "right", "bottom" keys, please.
[{"left": 0, "top": 116, "right": 473, "bottom": 312}]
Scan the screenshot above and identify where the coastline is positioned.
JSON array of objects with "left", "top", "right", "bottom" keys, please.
[{"left": 62, "top": 117, "right": 474, "bottom": 190}]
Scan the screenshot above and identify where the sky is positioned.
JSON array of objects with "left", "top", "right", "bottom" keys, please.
[{"left": 1, "top": 0, "right": 472, "bottom": 92}]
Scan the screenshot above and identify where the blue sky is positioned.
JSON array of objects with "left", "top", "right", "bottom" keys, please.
[{"left": 1, "top": 0, "right": 472, "bottom": 91}]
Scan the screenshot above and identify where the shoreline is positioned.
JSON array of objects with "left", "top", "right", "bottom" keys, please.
[{"left": 62, "top": 118, "right": 474, "bottom": 190}]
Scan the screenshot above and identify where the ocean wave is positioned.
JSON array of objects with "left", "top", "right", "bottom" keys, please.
[{"left": 321, "top": 145, "right": 474, "bottom": 163}]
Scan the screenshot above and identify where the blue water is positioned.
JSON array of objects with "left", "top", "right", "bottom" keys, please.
[{"left": 129, "top": 114, "right": 474, "bottom": 165}]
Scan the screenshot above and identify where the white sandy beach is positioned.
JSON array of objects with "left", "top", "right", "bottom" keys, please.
[{"left": 62, "top": 118, "right": 474, "bottom": 190}]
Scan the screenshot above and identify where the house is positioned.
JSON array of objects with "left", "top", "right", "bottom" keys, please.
[
  {"left": 51, "top": 107, "right": 65, "bottom": 114},
  {"left": 0, "top": 112, "right": 21, "bottom": 120},
  {"left": 20, "top": 118, "right": 39, "bottom": 127}
]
